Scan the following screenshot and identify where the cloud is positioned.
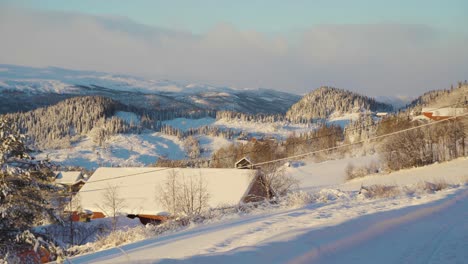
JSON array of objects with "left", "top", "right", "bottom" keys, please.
[{"left": 1, "top": 7, "right": 467, "bottom": 96}]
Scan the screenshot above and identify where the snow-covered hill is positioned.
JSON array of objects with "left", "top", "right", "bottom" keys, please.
[
  {"left": 286, "top": 86, "right": 393, "bottom": 122},
  {"left": 0, "top": 64, "right": 300, "bottom": 114}
]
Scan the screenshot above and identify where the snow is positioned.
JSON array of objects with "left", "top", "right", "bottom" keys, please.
[
  {"left": 422, "top": 107, "right": 467, "bottom": 117},
  {"left": 77, "top": 167, "right": 257, "bottom": 215},
  {"left": 37, "top": 116, "right": 329, "bottom": 169},
  {"left": 162, "top": 118, "right": 216, "bottom": 132},
  {"left": 341, "top": 158, "right": 468, "bottom": 191},
  {"left": 290, "top": 156, "right": 468, "bottom": 193},
  {"left": 0, "top": 64, "right": 238, "bottom": 95},
  {"left": 197, "top": 135, "right": 232, "bottom": 158},
  {"left": 0, "top": 79, "right": 77, "bottom": 94},
  {"left": 54, "top": 171, "right": 84, "bottom": 185},
  {"left": 36, "top": 132, "right": 186, "bottom": 170},
  {"left": 115, "top": 111, "right": 140, "bottom": 125},
  {"left": 328, "top": 112, "right": 364, "bottom": 128},
  {"left": 287, "top": 155, "right": 380, "bottom": 193},
  {"left": 214, "top": 119, "right": 316, "bottom": 138},
  {"left": 70, "top": 157, "right": 468, "bottom": 263}
]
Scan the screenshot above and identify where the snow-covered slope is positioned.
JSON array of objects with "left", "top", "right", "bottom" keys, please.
[
  {"left": 0, "top": 64, "right": 300, "bottom": 114},
  {"left": 36, "top": 117, "right": 317, "bottom": 169},
  {"left": 286, "top": 86, "right": 393, "bottom": 122},
  {"left": 406, "top": 83, "right": 468, "bottom": 113},
  {"left": 70, "top": 157, "right": 468, "bottom": 263},
  {"left": 35, "top": 133, "right": 187, "bottom": 169}
]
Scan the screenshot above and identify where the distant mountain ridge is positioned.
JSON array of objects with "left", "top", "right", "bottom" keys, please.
[
  {"left": 286, "top": 86, "right": 393, "bottom": 122},
  {"left": 0, "top": 64, "right": 300, "bottom": 114}
]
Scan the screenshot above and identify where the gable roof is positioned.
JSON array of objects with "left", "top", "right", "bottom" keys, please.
[
  {"left": 77, "top": 167, "right": 256, "bottom": 215},
  {"left": 55, "top": 171, "right": 84, "bottom": 185},
  {"left": 235, "top": 157, "right": 253, "bottom": 168}
]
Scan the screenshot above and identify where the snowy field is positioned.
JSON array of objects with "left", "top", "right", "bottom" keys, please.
[
  {"left": 36, "top": 132, "right": 187, "bottom": 169},
  {"left": 162, "top": 117, "right": 318, "bottom": 137},
  {"left": 214, "top": 118, "right": 316, "bottom": 137},
  {"left": 69, "top": 157, "right": 468, "bottom": 263},
  {"left": 36, "top": 131, "right": 232, "bottom": 169},
  {"left": 38, "top": 113, "right": 367, "bottom": 169},
  {"left": 38, "top": 117, "right": 320, "bottom": 169}
]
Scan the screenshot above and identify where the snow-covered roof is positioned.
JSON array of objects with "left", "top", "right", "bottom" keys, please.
[
  {"left": 55, "top": 171, "right": 84, "bottom": 185},
  {"left": 421, "top": 108, "right": 467, "bottom": 117},
  {"left": 235, "top": 157, "right": 253, "bottom": 168},
  {"left": 77, "top": 167, "right": 256, "bottom": 215}
]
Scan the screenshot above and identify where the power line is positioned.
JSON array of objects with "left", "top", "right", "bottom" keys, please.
[
  {"left": 246, "top": 112, "right": 468, "bottom": 168},
  {"left": 77, "top": 108, "right": 468, "bottom": 184},
  {"left": 211, "top": 101, "right": 468, "bottom": 162}
]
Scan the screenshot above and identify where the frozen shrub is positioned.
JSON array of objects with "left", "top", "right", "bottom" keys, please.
[
  {"left": 280, "top": 191, "right": 314, "bottom": 208},
  {"left": 257, "top": 163, "right": 300, "bottom": 200},
  {"left": 346, "top": 161, "right": 381, "bottom": 181},
  {"left": 418, "top": 180, "right": 450, "bottom": 193},
  {"left": 358, "top": 185, "right": 400, "bottom": 199},
  {"left": 313, "top": 189, "right": 350, "bottom": 203}
]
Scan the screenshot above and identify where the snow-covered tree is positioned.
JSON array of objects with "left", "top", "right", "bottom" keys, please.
[
  {"left": 96, "top": 184, "right": 126, "bottom": 231},
  {"left": 286, "top": 86, "right": 392, "bottom": 122},
  {"left": 0, "top": 118, "right": 62, "bottom": 260},
  {"left": 184, "top": 136, "right": 201, "bottom": 159}
]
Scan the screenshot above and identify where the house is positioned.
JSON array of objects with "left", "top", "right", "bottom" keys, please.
[
  {"left": 422, "top": 108, "right": 467, "bottom": 121},
  {"left": 55, "top": 171, "right": 87, "bottom": 192},
  {"left": 75, "top": 167, "right": 266, "bottom": 216},
  {"left": 235, "top": 156, "right": 254, "bottom": 169}
]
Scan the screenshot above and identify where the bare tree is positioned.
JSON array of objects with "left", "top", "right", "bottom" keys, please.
[
  {"left": 158, "top": 169, "right": 179, "bottom": 214},
  {"left": 158, "top": 170, "right": 210, "bottom": 216},
  {"left": 379, "top": 118, "right": 466, "bottom": 171},
  {"left": 179, "top": 172, "right": 210, "bottom": 216},
  {"left": 96, "top": 184, "right": 126, "bottom": 231},
  {"left": 258, "top": 163, "right": 299, "bottom": 200}
]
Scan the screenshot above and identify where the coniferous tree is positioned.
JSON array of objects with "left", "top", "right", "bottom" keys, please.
[{"left": 0, "top": 118, "right": 62, "bottom": 261}]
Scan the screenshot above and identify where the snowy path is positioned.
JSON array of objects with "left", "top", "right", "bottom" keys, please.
[{"left": 70, "top": 187, "right": 468, "bottom": 264}]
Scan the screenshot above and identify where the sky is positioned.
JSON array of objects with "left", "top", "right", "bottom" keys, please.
[{"left": 0, "top": 0, "right": 467, "bottom": 96}]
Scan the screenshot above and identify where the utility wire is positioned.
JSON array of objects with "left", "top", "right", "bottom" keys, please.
[{"left": 75, "top": 108, "right": 468, "bottom": 186}]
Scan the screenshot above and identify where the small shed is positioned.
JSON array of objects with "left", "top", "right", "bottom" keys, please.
[
  {"left": 235, "top": 157, "right": 254, "bottom": 169},
  {"left": 55, "top": 171, "right": 87, "bottom": 192}
]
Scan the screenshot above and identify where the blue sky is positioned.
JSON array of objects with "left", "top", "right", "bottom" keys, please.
[
  {"left": 0, "top": 1, "right": 467, "bottom": 96},
  {"left": 6, "top": 0, "right": 468, "bottom": 33}
]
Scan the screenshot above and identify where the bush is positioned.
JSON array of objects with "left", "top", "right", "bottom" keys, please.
[
  {"left": 419, "top": 180, "right": 450, "bottom": 192},
  {"left": 358, "top": 185, "right": 400, "bottom": 199},
  {"left": 279, "top": 191, "right": 314, "bottom": 207},
  {"left": 345, "top": 161, "right": 380, "bottom": 181},
  {"left": 257, "top": 163, "right": 300, "bottom": 200}
]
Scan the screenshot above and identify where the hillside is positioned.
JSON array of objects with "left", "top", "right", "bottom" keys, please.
[
  {"left": 407, "top": 82, "right": 468, "bottom": 114},
  {"left": 286, "top": 86, "right": 393, "bottom": 122},
  {"left": 3, "top": 96, "right": 132, "bottom": 149}
]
